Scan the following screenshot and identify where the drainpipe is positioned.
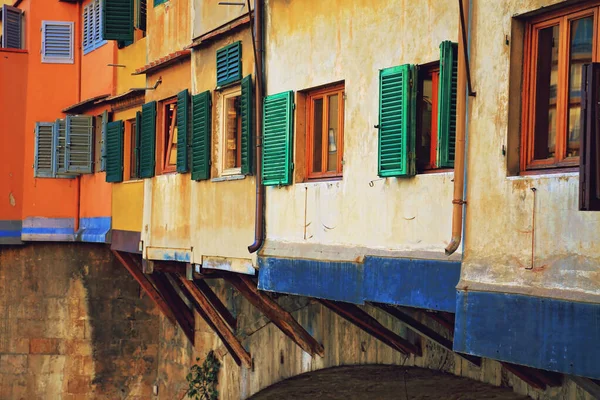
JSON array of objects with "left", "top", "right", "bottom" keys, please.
[
  {"left": 248, "top": 0, "right": 264, "bottom": 253},
  {"left": 74, "top": 0, "right": 83, "bottom": 234},
  {"left": 445, "top": 0, "right": 471, "bottom": 256}
]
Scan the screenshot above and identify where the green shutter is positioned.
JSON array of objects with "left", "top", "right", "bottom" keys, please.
[
  {"left": 377, "top": 64, "right": 416, "bottom": 177},
  {"left": 191, "top": 91, "right": 211, "bottom": 181},
  {"left": 262, "top": 91, "right": 294, "bottom": 186},
  {"left": 216, "top": 41, "right": 242, "bottom": 87},
  {"left": 139, "top": 101, "right": 157, "bottom": 178},
  {"left": 134, "top": 110, "right": 142, "bottom": 178},
  {"left": 102, "top": 0, "right": 134, "bottom": 41},
  {"left": 437, "top": 41, "right": 458, "bottom": 168},
  {"left": 105, "top": 120, "right": 124, "bottom": 183},
  {"left": 241, "top": 74, "right": 254, "bottom": 175},
  {"left": 176, "top": 89, "right": 190, "bottom": 173},
  {"left": 136, "top": 0, "right": 147, "bottom": 31}
]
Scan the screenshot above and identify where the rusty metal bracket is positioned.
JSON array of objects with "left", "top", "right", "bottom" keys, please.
[{"left": 452, "top": 199, "right": 467, "bottom": 205}]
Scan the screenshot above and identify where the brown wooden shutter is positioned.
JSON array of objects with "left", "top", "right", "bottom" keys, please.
[{"left": 580, "top": 63, "right": 600, "bottom": 211}]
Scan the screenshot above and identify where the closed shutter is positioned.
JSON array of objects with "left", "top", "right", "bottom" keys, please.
[
  {"left": 34, "top": 123, "right": 55, "bottom": 178},
  {"left": 42, "top": 21, "right": 74, "bottom": 64},
  {"left": 191, "top": 91, "right": 211, "bottom": 181},
  {"left": 105, "top": 120, "right": 124, "bottom": 183},
  {"left": 176, "top": 89, "right": 190, "bottom": 173},
  {"left": 241, "top": 74, "right": 254, "bottom": 175},
  {"left": 139, "top": 101, "right": 156, "bottom": 178},
  {"left": 580, "top": 63, "right": 600, "bottom": 211},
  {"left": 437, "top": 41, "right": 458, "bottom": 168},
  {"left": 262, "top": 91, "right": 294, "bottom": 186},
  {"left": 102, "top": 0, "right": 134, "bottom": 42},
  {"left": 83, "top": 4, "right": 91, "bottom": 52},
  {"left": 377, "top": 64, "right": 416, "bottom": 177},
  {"left": 54, "top": 118, "right": 69, "bottom": 175},
  {"left": 216, "top": 41, "right": 242, "bottom": 87},
  {"left": 65, "top": 115, "right": 94, "bottom": 174},
  {"left": 136, "top": 0, "right": 147, "bottom": 31},
  {"left": 2, "top": 5, "right": 22, "bottom": 49}
]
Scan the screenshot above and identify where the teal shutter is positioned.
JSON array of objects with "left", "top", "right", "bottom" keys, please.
[
  {"left": 102, "top": 0, "right": 133, "bottom": 41},
  {"left": 262, "top": 91, "right": 294, "bottom": 186},
  {"left": 100, "top": 110, "right": 108, "bottom": 171},
  {"left": 216, "top": 41, "right": 242, "bottom": 87},
  {"left": 34, "top": 122, "right": 55, "bottom": 178},
  {"left": 139, "top": 101, "right": 156, "bottom": 178},
  {"left": 176, "top": 89, "right": 190, "bottom": 173},
  {"left": 136, "top": 0, "right": 146, "bottom": 31},
  {"left": 135, "top": 111, "right": 142, "bottom": 178},
  {"left": 377, "top": 64, "right": 416, "bottom": 177},
  {"left": 105, "top": 120, "right": 124, "bottom": 183},
  {"left": 241, "top": 74, "right": 253, "bottom": 175},
  {"left": 65, "top": 115, "right": 94, "bottom": 174},
  {"left": 191, "top": 91, "right": 211, "bottom": 181},
  {"left": 437, "top": 41, "right": 459, "bottom": 168}
]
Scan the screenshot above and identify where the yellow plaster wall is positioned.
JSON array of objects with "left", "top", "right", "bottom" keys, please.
[
  {"left": 147, "top": 0, "right": 191, "bottom": 61},
  {"left": 192, "top": 0, "right": 254, "bottom": 38},
  {"left": 116, "top": 37, "right": 147, "bottom": 94},
  {"left": 263, "top": 0, "right": 458, "bottom": 260},
  {"left": 459, "top": 0, "right": 600, "bottom": 300}
]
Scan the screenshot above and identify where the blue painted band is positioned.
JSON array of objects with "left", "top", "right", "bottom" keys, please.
[
  {"left": 22, "top": 217, "right": 75, "bottom": 242},
  {"left": 77, "top": 217, "right": 111, "bottom": 243},
  {"left": 0, "top": 230, "right": 21, "bottom": 237},
  {"left": 454, "top": 290, "right": 600, "bottom": 379},
  {"left": 21, "top": 227, "right": 74, "bottom": 235}
]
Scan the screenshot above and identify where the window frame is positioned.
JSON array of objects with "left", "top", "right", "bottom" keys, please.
[
  {"left": 416, "top": 62, "right": 441, "bottom": 172},
  {"left": 522, "top": 3, "right": 600, "bottom": 172},
  {"left": 159, "top": 97, "right": 178, "bottom": 174},
  {"left": 305, "top": 83, "right": 345, "bottom": 180},
  {"left": 220, "top": 86, "right": 243, "bottom": 177},
  {"left": 125, "top": 117, "right": 139, "bottom": 180}
]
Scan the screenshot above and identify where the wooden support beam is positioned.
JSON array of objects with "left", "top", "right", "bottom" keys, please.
[
  {"left": 375, "top": 303, "right": 480, "bottom": 366},
  {"left": 425, "top": 310, "right": 455, "bottom": 332},
  {"left": 319, "top": 299, "right": 420, "bottom": 356},
  {"left": 111, "top": 250, "right": 177, "bottom": 326},
  {"left": 224, "top": 274, "right": 324, "bottom": 357},
  {"left": 194, "top": 279, "right": 237, "bottom": 330},
  {"left": 178, "top": 275, "right": 252, "bottom": 367},
  {"left": 501, "top": 363, "right": 547, "bottom": 390},
  {"left": 152, "top": 272, "right": 195, "bottom": 344},
  {"left": 153, "top": 261, "right": 187, "bottom": 274},
  {"left": 570, "top": 376, "right": 600, "bottom": 398}
]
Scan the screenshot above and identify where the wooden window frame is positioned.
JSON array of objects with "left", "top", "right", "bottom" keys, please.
[
  {"left": 306, "top": 84, "right": 345, "bottom": 180},
  {"left": 158, "top": 97, "right": 178, "bottom": 174},
  {"left": 416, "top": 63, "right": 440, "bottom": 172},
  {"left": 522, "top": 3, "right": 600, "bottom": 172},
  {"left": 220, "top": 86, "right": 243, "bottom": 176},
  {"left": 124, "top": 118, "right": 138, "bottom": 181}
]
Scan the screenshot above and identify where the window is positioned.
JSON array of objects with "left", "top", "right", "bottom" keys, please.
[
  {"left": 83, "top": 0, "right": 106, "bottom": 54},
  {"left": 216, "top": 42, "right": 242, "bottom": 87},
  {"left": 221, "top": 88, "right": 242, "bottom": 175},
  {"left": 523, "top": 5, "right": 598, "bottom": 170},
  {"left": 160, "top": 98, "right": 178, "bottom": 173},
  {"left": 306, "top": 84, "right": 344, "bottom": 179},
  {"left": 1, "top": 4, "right": 23, "bottom": 49},
  {"left": 416, "top": 63, "right": 440, "bottom": 171},
  {"left": 129, "top": 115, "right": 140, "bottom": 180},
  {"left": 41, "top": 21, "right": 74, "bottom": 64}
]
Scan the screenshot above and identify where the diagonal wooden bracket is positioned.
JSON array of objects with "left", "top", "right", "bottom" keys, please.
[
  {"left": 194, "top": 279, "right": 237, "bottom": 330},
  {"left": 178, "top": 275, "right": 251, "bottom": 367},
  {"left": 375, "top": 303, "right": 480, "bottom": 366},
  {"left": 320, "top": 299, "right": 421, "bottom": 356},
  {"left": 224, "top": 274, "right": 325, "bottom": 357},
  {"left": 152, "top": 272, "right": 195, "bottom": 344}
]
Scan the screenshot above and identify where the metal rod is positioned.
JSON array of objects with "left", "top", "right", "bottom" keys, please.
[{"left": 459, "top": 0, "right": 476, "bottom": 97}]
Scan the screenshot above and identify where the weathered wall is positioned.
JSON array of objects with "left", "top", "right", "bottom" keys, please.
[
  {"left": 192, "top": 0, "right": 254, "bottom": 38},
  {"left": 263, "top": 0, "right": 458, "bottom": 261},
  {"left": 117, "top": 37, "right": 147, "bottom": 94},
  {"left": 147, "top": 0, "right": 191, "bottom": 61},
  {"left": 460, "top": 0, "right": 600, "bottom": 300},
  {"left": 0, "top": 244, "right": 163, "bottom": 399}
]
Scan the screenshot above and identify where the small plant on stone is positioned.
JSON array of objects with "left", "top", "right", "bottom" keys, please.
[{"left": 186, "top": 350, "right": 221, "bottom": 400}]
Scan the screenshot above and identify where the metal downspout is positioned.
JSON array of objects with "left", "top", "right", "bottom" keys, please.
[{"left": 461, "top": 0, "right": 473, "bottom": 255}]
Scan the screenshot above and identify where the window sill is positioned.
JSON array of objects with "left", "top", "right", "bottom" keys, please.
[
  {"left": 303, "top": 176, "right": 343, "bottom": 183},
  {"left": 123, "top": 179, "right": 144, "bottom": 184},
  {"left": 517, "top": 167, "right": 578, "bottom": 177},
  {"left": 418, "top": 168, "right": 454, "bottom": 175},
  {"left": 83, "top": 40, "right": 107, "bottom": 56},
  {"left": 0, "top": 48, "right": 27, "bottom": 54},
  {"left": 211, "top": 174, "right": 246, "bottom": 183}
]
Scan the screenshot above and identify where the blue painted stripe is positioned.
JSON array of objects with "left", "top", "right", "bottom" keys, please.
[
  {"left": 454, "top": 290, "right": 600, "bottom": 379},
  {"left": 0, "top": 220, "right": 22, "bottom": 242},
  {"left": 22, "top": 217, "right": 76, "bottom": 241},
  {"left": 21, "top": 227, "right": 74, "bottom": 235},
  {"left": 363, "top": 256, "right": 460, "bottom": 313},
  {"left": 0, "top": 230, "right": 21, "bottom": 237},
  {"left": 77, "top": 217, "right": 111, "bottom": 243}
]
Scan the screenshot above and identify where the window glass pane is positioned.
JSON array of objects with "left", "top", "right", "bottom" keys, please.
[
  {"left": 418, "top": 73, "right": 434, "bottom": 170},
  {"left": 225, "top": 95, "right": 241, "bottom": 169},
  {"left": 312, "top": 98, "right": 323, "bottom": 173},
  {"left": 567, "top": 16, "right": 593, "bottom": 158},
  {"left": 130, "top": 121, "right": 138, "bottom": 179},
  {"left": 327, "top": 94, "right": 339, "bottom": 172},
  {"left": 165, "top": 104, "right": 177, "bottom": 166},
  {"left": 533, "top": 25, "right": 560, "bottom": 161}
]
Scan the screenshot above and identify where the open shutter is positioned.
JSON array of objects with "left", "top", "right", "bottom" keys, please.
[
  {"left": 135, "top": 111, "right": 142, "bottom": 178},
  {"left": 176, "top": 89, "right": 190, "bottom": 173},
  {"left": 139, "top": 101, "right": 156, "bottom": 178},
  {"left": 34, "top": 123, "right": 55, "bottom": 178},
  {"left": 100, "top": 110, "right": 109, "bottom": 171},
  {"left": 54, "top": 119, "right": 69, "bottom": 175},
  {"left": 136, "top": 0, "right": 147, "bottom": 31},
  {"left": 580, "top": 63, "right": 600, "bottom": 211},
  {"left": 2, "top": 5, "right": 22, "bottom": 49},
  {"left": 241, "top": 74, "right": 254, "bottom": 175},
  {"left": 377, "top": 64, "right": 416, "bottom": 177},
  {"left": 41, "top": 21, "right": 74, "bottom": 64},
  {"left": 105, "top": 120, "right": 124, "bottom": 183},
  {"left": 102, "top": 0, "right": 134, "bottom": 41},
  {"left": 437, "top": 41, "right": 458, "bottom": 168},
  {"left": 262, "top": 91, "right": 294, "bottom": 186},
  {"left": 65, "top": 115, "right": 94, "bottom": 174},
  {"left": 216, "top": 41, "right": 242, "bottom": 87},
  {"left": 82, "top": 4, "right": 91, "bottom": 52},
  {"left": 191, "top": 91, "right": 211, "bottom": 181}
]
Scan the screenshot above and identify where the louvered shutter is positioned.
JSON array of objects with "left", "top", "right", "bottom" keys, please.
[
  {"left": 241, "top": 74, "right": 254, "bottom": 175},
  {"left": 139, "top": 101, "right": 156, "bottom": 178},
  {"left": 216, "top": 41, "right": 242, "bottom": 87},
  {"left": 437, "top": 41, "right": 458, "bottom": 168},
  {"left": 65, "top": 115, "right": 94, "bottom": 174},
  {"left": 176, "top": 89, "right": 190, "bottom": 173},
  {"left": 580, "top": 63, "right": 600, "bottom": 211},
  {"left": 262, "top": 91, "right": 294, "bottom": 186},
  {"left": 94, "top": 0, "right": 102, "bottom": 45},
  {"left": 136, "top": 0, "right": 147, "bottom": 31},
  {"left": 42, "top": 21, "right": 74, "bottom": 64},
  {"left": 377, "top": 64, "right": 416, "bottom": 177},
  {"left": 191, "top": 91, "right": 211, "bottom": 181},
  {"left": 82, "top": 4, "right": 91, "bottom": 53},
  {"left": 102, "top": 0, "right": 133, "bottom": 42},
  {"left": 100, "top": 110, "right": 109, "bottom": 171},
  {"left": 2, "top": 5, "right": 22, "bottom": 49},
  {"left": 54, "top": 118, "right": 69, "bottom": 175},
  {"left": 105, "top": 120, "right": 124, "bottom": 182},
  {"left": 34, "top": 123, "right": 55, "bottom": 178}
]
